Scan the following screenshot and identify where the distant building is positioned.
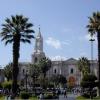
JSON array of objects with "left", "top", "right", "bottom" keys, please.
[{"left": 18, "top": 28, "right": 98, "bottom": 87}]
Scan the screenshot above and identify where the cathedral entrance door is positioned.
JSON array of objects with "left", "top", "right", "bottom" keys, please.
[{"left": 68, "top": 76, "right": 76, "bottom": 87}]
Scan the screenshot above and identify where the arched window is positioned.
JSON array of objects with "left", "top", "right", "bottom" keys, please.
[
  {"left": 54, "top": 69, "right": 56, "bottom": 74},
  {"left": 35, "top": 57, "right": 37, "bottom": 62},
  {"left": 70, "top": 68, "right": 74, "bottom": 74},
  {"left": 23, "top": 69, "right": 25, "bottom": 74}
]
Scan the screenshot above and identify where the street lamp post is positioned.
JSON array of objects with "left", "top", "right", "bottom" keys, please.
[
  {"left": 89, "top": 37, "right": 95, "bottom": 73},
  {"left": 25, "top": 70, "right": 28, "bottom": 92}
]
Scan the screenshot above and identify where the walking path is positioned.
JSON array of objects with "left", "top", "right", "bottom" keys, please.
[{"left": 59, "top": 94, "right": 76, "bottom": 100}]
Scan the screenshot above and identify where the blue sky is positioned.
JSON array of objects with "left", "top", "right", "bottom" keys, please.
[{"left": 0, "top": 0, "right": 100, "bottom": 67}]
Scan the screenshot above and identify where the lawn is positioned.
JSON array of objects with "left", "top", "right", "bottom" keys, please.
[
  {"left": 76, "top": 96, "right": 88, "bottom": 99},
  {"left": 30, "top": 96, "right": 38, "bottom": 100},
  {"left": 0, "top": 96, "right": 4, "bottom": 100},
  {"left": 76, "top": 96, "right": 100, "bottom": 100}
]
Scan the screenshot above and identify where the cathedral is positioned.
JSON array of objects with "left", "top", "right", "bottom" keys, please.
[{"left": 18, "top": 28, "right": 98, "bottom": 87}]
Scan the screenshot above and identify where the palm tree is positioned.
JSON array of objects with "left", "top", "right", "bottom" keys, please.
[
  {"left": 38, "top": 57, "right": 51, "bottom": 78},
  {"left": 87, "top": 12, "right": 100, "bottom": 95},
  {"left": 0, "top": 15, "right": 34, "bottom": 97},
  {"left": 77, "top": 57, "right": 90, "bottom": 77}
]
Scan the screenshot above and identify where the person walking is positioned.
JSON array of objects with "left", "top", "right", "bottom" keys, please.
[
  {"left": 64, "top": 90, "right": 67, "bottom": 98},
  {"left": 39, "top": 93, "right": 44, "bottom": 100}
]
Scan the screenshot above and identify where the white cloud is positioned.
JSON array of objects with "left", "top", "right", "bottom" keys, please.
[
  {"left": 50, "top": 55, "right": 66, "bottom": 61},
  {"left": 45, "top": 37, "right": 72, "bottom": 49},
  {"left": 62, "top": 40, "right": 72, "bottom": 46},
  {"left": 45, "top": 37, "right": 61, "bottom": 49}
]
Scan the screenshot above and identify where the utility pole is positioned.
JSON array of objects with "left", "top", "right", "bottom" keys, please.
[
  {"left": 89, "top": 37, "right": 95, "bottom": 73},
  {"left": 25, "top": 70, "right": 28, "bottom": 92}
]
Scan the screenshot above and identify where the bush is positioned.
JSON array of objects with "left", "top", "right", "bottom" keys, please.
[
  {"left": 20, "top": 92, "right": 30, "bottom": 99},
  {"left": 2, "top": 81, "right": 12, "bottom": 91},
  {"left": 82, "top": 92, "right": 90, "bottom": 98},
  {"left": 0, "top": 83, "right": 3, "bottom": 89},
  {"left": 81, "top": 74, "right": 97, "bottom": 98},
  {"left": 44, "top": 94, "right": 53, "bottom": 99},
  {"left": 44, "top": 93, "right": 59, "bottom": 99}
]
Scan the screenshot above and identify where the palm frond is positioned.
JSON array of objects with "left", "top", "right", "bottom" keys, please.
[
  {"left": 2, "top": 24, "right": 8, "bottom": 27},
  {"left": 5, "top": 18, "right": 11, "bottom": 24},
  {"left": 5, "top": 39, "right": 13, "bottom": 45},
  {"left": 21, "top": 34, "right": 34, "bottom": 39},
  {"left": 24, "top": 39, "right": 31, "bottom": 43},
  {"left": 19, "top": 15, "right": 23, "bottom": 20},
  {"left": 97, "top": 12, "right": 100, "bottom": 21},
  {"left": 16, "top": 15, "right": 20, "bottom": 21},
  {"left": 0, "top": 32, "right": 7, "bottom": 36},
  {"left": 1, "top": 35, "right": 13, "bottom": 41},
  {"left": 93, "top": 12, "right": 97, "bottom": 20},
  {"left": 1, "top": 28, "right": 11, "bottom": 34},
  {"left": 88, "top": 17, "right": 95, "bottom": 24},
  {"left": 2, "top": 23, "right": 14, "bottom": 33},
  {"left": 26, "top": 23, "right": 33, "bottom": 28},
  {"left": 11, "top": 15, "right": 16, "bottom": 24},
  {"left": 24, "top": 29, "right": 35, "bottom": 33},
  {"left": 23, "top": 17, "right": 28, "bottom": 23},
  {"left": 20, "top": 39, "right": 31, "bottom": 43}
]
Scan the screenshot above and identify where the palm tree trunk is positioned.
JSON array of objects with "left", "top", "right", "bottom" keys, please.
[
  {"left": 12, "top": 35, "right": 20, "bottom": 98},
  {"left": 12, "top": 56, "right": 19, "bottom": 97},
  {"left": 97, "top": 32, "right": 100, "bottom": 96}
]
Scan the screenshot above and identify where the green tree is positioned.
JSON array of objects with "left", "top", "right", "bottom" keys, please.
[
  {"left": 38, "top": 57, "right": 51, "bottom": 88},
  {"left": 58, "top": 74, "right": 67, "bottom": 86},
  {"left": 77, "top": 57, "right": 90, "bottom": 76},
  {"left": 38, "top": 57, "right": 51, "bottom": 78},
  {"left": 4, "top": 63, "right": 13, "bottom": 81},
  {"left": 29, "top": 63, "right": 41, "bottom": 86},
  {"left": 87, "top": 11, "right": 100, "bottom": 95},
  {"left": 0, "top": 15, "right": 34, "bottom": 97},
  {"left": 81, "top": 74, "right": 97, "bottom": 98},
  {"left": 81, "top": 74, "right": 97, "bottom": 88},
  {"left": 50, "top": 75, "right": 59, "bottom": 86},
  {"left": 2, "top": 81, "right": 12, "bottom": 91},
  {"left": 50, "top": 74, "right": 67, "bottom": 87}
]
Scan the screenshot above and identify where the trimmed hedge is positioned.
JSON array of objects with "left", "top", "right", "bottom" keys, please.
[{"left": 20, "top": 92, "right": 30, "bottom": 99}]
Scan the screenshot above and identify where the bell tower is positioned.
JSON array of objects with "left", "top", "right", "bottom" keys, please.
[
  {"left": 34, "top": 27, "right": 43, "bottom": 53},
  {"left": 32, "top": 27, "right": 45, "bottom": 63}
]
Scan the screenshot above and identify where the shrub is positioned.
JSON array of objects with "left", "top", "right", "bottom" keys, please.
[
  {"left": 82, "top": 92, "right": 90, "bottom": 98},
  {"left": 20, "top": 92, "right": 30, "bottom": 99},
  {"left": 44, "top": 93, "right": 58, "bottom": 99},
  {"left": 81, "top": 74, "right": 97, "bottom": 98},
  {"left": 44, "top": 94, "right": 53, "bottom": 99},
  {"left": 2, "top": 81, "right": 12, "bottom": 91},
  {"left": 0, "top": 83, "right": 3, "bottom": 88}
]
